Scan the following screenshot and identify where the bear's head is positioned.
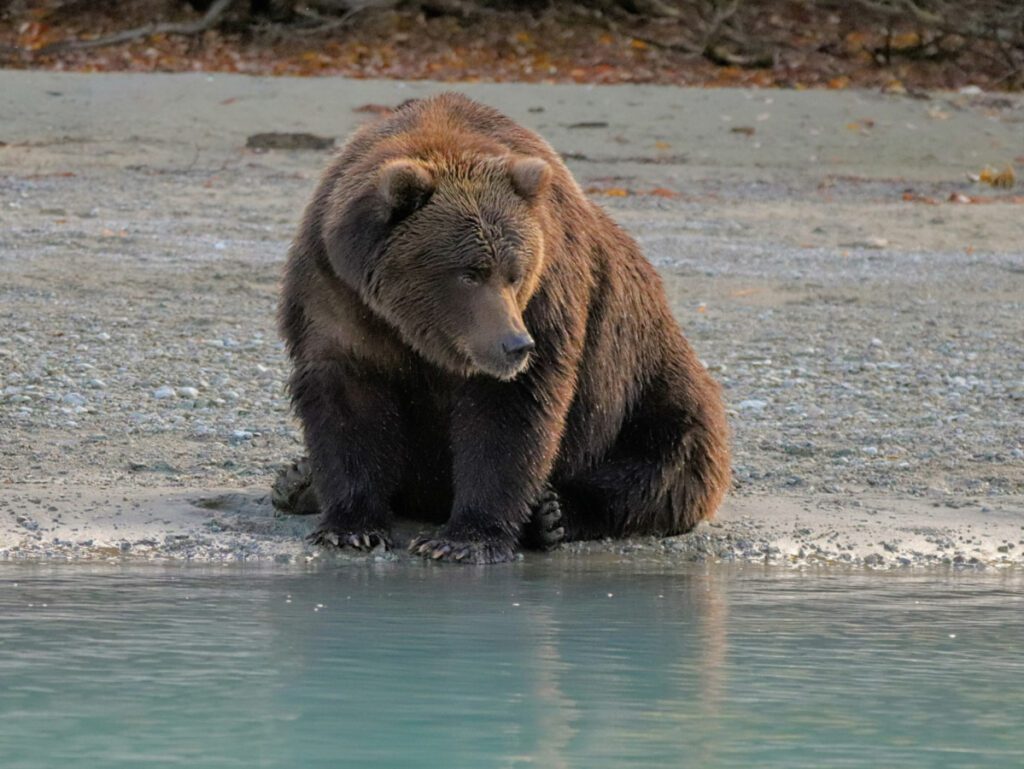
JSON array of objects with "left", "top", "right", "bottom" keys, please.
[{"left": 325, "top": 154, "right": 551, "bottom": 380}]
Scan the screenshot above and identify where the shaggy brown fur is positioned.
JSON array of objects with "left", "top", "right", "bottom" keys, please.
[{"left": 279, "top": 93, "right": 730, "bottom": 564}]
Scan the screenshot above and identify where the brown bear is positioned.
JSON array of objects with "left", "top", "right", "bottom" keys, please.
[{"left": 277, "top": 92, "right": 730, "bottom": 564}]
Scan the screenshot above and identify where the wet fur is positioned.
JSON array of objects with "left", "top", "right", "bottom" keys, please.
[{"left": 280, "top": 93, "right": 731, "bottom": 562}]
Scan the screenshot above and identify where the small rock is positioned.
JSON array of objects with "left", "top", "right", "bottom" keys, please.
[
  {"left": 153, "top": 386, "right": 176, "bottom": 399},
  {"left": 839, "top": 237, "right": 888, "bottom": 250},
  {"left": 738, "top": 399, "right": 768, "bottom": 411},
  {"left": 178, "top": 386, "right": 199, "bottom": 399},
  {"left": 246, "top": 132, "right": 335, "bottom": 151},
  {"left": 62, "top": 392, "right": 86, "bottom": 406}
]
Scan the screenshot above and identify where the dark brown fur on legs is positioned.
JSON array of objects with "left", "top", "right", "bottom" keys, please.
[{"left": 279, "top": 93, "right": 730, "bottom": 564}]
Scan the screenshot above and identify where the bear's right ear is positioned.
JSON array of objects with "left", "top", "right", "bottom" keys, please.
[
  {"left": 378, "top": 159, "right": 434, "bottom": 219},
  {"left": 508, "top": 157, "right": 551, "bottom": 202}
]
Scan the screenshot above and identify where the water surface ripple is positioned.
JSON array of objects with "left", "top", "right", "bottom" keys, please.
[{"left": 1, "top": 562, "right": 1021, "bottom": 768}]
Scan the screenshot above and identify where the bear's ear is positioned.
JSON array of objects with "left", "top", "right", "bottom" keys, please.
[
  {"left": 378, "top": 159, "right": 434, "bottom": 218},
  {"left": 508, "top": 157, "right": 551, "bottom": 201}
]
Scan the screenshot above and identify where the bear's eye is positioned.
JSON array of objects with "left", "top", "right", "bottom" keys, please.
[{"left": 459, "top": 269, "right": 487, "bottom": 286}]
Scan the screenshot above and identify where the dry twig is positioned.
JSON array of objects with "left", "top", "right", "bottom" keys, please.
[{"left": 28, "top": 0, "right": 237, "bottom": 57}]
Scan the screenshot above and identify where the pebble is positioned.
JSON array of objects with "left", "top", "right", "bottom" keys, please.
[
  {"left": 153, "top": 386, "right": 176, "bottom": 399},
  {"left": 839, "top": 237, "right": 888, "bottom": 250},
  {"left": 738, "top": 399, "right": 768, "bottom": 411},
  {"left": 178, "top": 386, "right": 199, "bottom": 399}
]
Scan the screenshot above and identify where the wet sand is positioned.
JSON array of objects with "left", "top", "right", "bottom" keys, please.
[{"left": 2, "top": 484, "right": 1022, "bottom": 569}]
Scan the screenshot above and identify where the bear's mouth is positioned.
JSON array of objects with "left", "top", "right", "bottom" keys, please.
[{"left": 468, "top": 348, "right": 533, "bottom": 382}]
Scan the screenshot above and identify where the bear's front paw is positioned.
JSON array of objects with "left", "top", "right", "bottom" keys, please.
[
  {"left": 308, "top": 526, "right": 391, "bottom": 552},
  {"left": 409, "top": 536, "right": 517, "bottom": 565}
]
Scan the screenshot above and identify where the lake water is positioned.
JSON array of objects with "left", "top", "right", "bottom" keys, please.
[{"left": 1, "top": 560, "right": 1022, "bottom": 769}]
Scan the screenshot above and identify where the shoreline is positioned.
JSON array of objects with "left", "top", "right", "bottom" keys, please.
[{"left": 2, "top": 485, "right": 1021, "bottom": 569}]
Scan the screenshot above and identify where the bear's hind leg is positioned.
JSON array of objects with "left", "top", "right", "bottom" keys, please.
[
  {"left": 271, "top": 457, "right": 319, "bottom": 516},
  {"left": 557, "top": 418, "right": 729, "bottom": 541},
  {"left": 520, "top": 485, "right": 565, "bottom": 552}
]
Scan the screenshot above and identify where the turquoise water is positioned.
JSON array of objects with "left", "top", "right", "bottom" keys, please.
[{"left": 1, "top": 561, "right": 1022, "bottom": 769}]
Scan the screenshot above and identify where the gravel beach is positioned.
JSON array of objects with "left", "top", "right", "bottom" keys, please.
[{"left": 1, "top": 72, "right": 1022, "bottom": 567}]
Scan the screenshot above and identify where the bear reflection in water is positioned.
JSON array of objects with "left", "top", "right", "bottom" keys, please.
[{"left": 276, "top": 93, "right": 730, "bottom": 564}]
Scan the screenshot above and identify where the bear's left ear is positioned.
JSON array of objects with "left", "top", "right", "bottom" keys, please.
[
  {"left": 508, "top": 157, "right": 551, "bottom": 201},
  {"left": 378, "top": 159, "right": 435, "bottom": 219}
]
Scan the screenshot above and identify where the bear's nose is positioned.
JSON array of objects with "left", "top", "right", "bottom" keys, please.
[{"left": 501, "top": 333, "right": 536, "bottom": 358}]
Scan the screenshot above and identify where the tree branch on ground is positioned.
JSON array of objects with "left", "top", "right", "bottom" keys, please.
[
  {"left": 618, "top": 0, "right": 774, "bottom": 68},
  {"left": 834, "top": 0, "right": 1023, "bottom": 85},
  {"left": 28, "top": 0, "right": 237, "bottom": 56}
]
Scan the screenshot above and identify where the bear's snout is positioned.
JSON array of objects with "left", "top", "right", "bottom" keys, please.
[
  {"left": 475, "top": 331, "right": 533, "bottom": 380},
  {"left": 501, "top": 332, "right": 536, "bottom": 359}
]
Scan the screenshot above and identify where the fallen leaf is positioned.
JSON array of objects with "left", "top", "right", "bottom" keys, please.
[
  {"left": 654, "top": 141, "right": 671, "bottom": 150},
  {"left": 845, "top": 118, "right": 875, "bottom": 133},
  {"left": 902, "top": 191, "right": 939, "bottom": 205},
  {"left": 890, "top": 32, "right": 921, "bottom": 50},
  {"left": 585, "top": 186, "right": 630, "bottom": 197},
  {"left": 648, "top": 187, "right": 677, "bottom": 198},
  {"left": 844, "top": 31, "right": 871, "bottom": 52},
  {"left": 978, "top": 165, "right": 1015, "bottom": 189},
  {"left": 730, "top": 126, "right": 755, "bottom": 136}
]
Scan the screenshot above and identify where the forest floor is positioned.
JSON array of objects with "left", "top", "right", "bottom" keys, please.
[
  {"left": 3, "top": 1, "right": 1022, "bottom": 92},
  {"left": 1, "top": 71, "right": 1022, "bottom": 567}
]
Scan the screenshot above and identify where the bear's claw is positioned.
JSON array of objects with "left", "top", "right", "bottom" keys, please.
[
  {"left": 409, "top": 536, "right": 516, "bottom": 565},
  {"left": 523, "top": 485, "right": 565, "bottom": 551},
  {"left": 308, "top": 527, "right": 390, "bottom": 552}
]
